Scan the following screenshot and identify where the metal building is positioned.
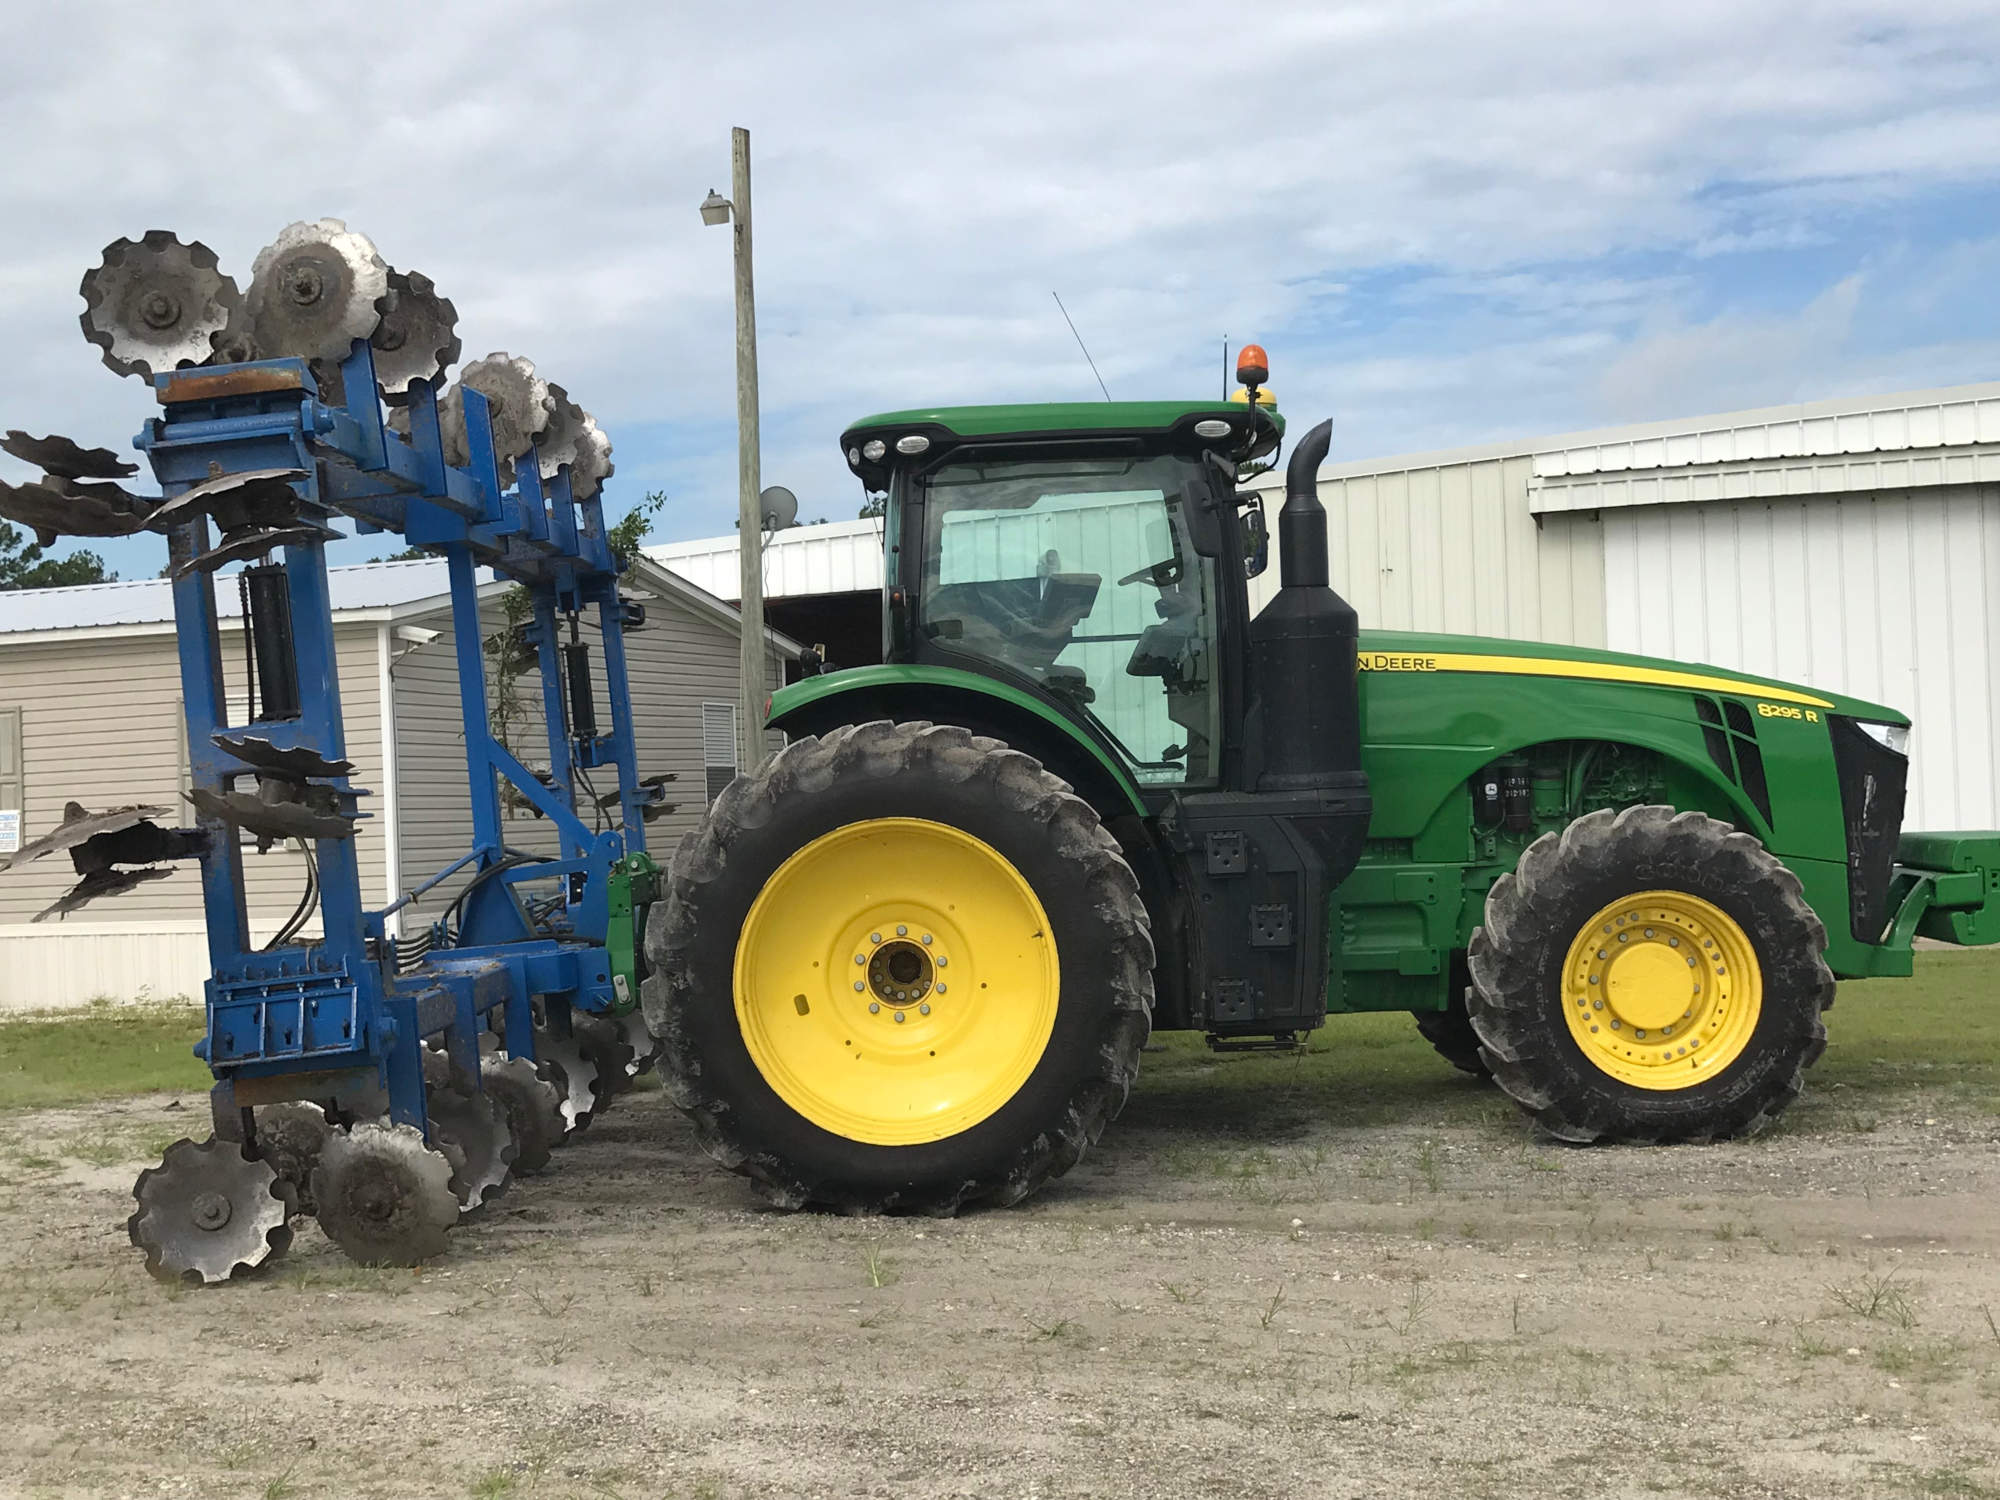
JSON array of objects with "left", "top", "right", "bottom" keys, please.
[
  {"left": 1245, "top": 379, "right": 2000, "bottom": 831},
  {"left": 0, "top": 557, "right": 793, "bottom": 1010}
]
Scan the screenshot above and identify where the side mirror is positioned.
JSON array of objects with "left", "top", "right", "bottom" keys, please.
[{"left": 1239, "top": 493, "right": 1269, "bottom": 578}]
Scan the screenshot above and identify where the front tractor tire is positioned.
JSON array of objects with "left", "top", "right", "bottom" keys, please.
[
  {"left": 1467, "top": 805, "right": 1835, "bottom": 1144},
  {"left": 643, "top": 721, "right": 1155, "bottom": 1214}
]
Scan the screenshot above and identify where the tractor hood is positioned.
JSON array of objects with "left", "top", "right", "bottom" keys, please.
[{"left": 1355, "top": 629, "right": 1909, "bottom": 727}]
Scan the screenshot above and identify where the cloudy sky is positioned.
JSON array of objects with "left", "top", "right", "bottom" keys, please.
[{"left": 4, "top": 0, "right": 1998, "bottom": 579}]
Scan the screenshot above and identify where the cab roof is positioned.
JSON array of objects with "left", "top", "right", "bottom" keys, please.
[{"left": 840, "top": 400, "right": 1284, "bottom": 490}]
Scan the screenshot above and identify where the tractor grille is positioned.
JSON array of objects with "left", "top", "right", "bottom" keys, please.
[
  {"left": 1692, "top": 696, "right": 1774, "bottom": 828},
  {"left": 1828, "top": 715, "right": 1910, "bottom": 943}
]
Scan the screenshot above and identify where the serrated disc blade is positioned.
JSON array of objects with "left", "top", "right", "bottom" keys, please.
[
  {"left": 535, "top": 382, "right": 588, "bottom": 481},
  {"left": 244, "top": 218, "right": 390, "bottom": 364},
  {"left": 444, "top": 353, "right": 552, "bottom": 479},
  {"left": 0, "top": 431, "right": 137, "bottom": 480},
  {"left": 373, "top": 269, "right": 461, "bottom": 405},
  {"left": 79, "top": 232, "right": 240, "bottom": 379},
  {"left": 0, "top": 475, "right": 146, "bottom": 542},
  {"left": 571, "top": 414, "right": 614, "bottom": 501}
]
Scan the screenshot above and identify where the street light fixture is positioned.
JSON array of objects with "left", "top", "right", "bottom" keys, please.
[{"left": 701, "top": 131, "right": 768, "bottom": 772}]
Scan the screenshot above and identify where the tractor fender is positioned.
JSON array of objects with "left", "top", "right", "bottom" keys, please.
[{"left": 767, "top": 666, "right": 1148, "bottom": 821}]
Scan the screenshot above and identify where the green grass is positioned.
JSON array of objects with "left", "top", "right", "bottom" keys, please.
[
  {"left": 0, "top": 950, "right": 1991, "bottom": 1125},
  {"left": 1815, "top": 949, "right": 2000, "bottom": 1109},
  {"left": 0, "top": 1001, "right": 208, "bottom": 1111},
  {"left": 1128, "top": 949, "right": 2000, "bottom": 1133}
]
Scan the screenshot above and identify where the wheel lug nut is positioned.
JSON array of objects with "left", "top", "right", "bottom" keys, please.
[
  {"left": 870, "top": 932, "right": 881, "bottom": 944},
  {"left": 854, "top": 981, "right": 865, "bottom": 992},
  {"left": 868, "top": 1002, "right": 880, "bottom": 1014},
  {"left": 936, "top": 983, "right": 947, "bottom": 994},
  {"left": 855, "top": 954, "right": 866, "bottom": 965},
  {"left": 894, "top": 1011, "right": 905, "bottom": 1024},
  {"left": 921, "top": 933, "right": 932, "bottom": 945},
  {"left": 937, "top": 957, "right": 948, "bottom": 968},
  {"left": 897, "top": 925, "right": 908, "bottom": 937},
  {"left": 919, "top": 1003, "right": 931, "bottom": 1015}
]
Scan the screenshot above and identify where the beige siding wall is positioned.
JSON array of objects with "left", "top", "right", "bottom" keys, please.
[
  {"left": 1249, "top": 462, "right": 1607, "bottom": 647},
  {"left": 0, "top": 621, "right": 387, "bottom": 1006},
  {"left": 392, "top": 589, "right": 785, "bottom": 923}
]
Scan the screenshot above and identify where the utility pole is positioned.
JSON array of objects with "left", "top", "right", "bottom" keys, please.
[{"left": 704, "top": 128, "right": 767, "bottom": 773}]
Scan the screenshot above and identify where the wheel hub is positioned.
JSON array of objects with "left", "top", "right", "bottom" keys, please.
[
  {"left": 865, "top": 934, "right": 937, "bottom": 1011},
  {"left": 189, "top": 1191, "right": 232, "bottom": 1231},
  {"left": 1562, "top": 891, "right": 1763, "bottom": 1089}
]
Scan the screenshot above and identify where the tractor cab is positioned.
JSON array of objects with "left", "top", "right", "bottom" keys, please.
[{"left": 839, "top": 384, "right": 1287, "bottom": 794}]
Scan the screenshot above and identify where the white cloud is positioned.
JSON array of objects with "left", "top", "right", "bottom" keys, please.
[{"left": 2, "top": 0, "right": 1998, "bottom": 564}]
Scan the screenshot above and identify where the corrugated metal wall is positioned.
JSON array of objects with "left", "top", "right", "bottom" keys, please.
[
  {"left": 1251, "top": 461, "right": 1608, "bottom": 647},
  {"left": 1602, "top": 486, "right": 2000, "bottom": 831}
]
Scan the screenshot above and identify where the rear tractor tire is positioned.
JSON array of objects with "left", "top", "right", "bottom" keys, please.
[
  {"left": 1467, "top": 805, "right": 1834, "bottom": 1144},
  {"left": 643, "top": 720, "right": 1155, "bottom": 1215}
]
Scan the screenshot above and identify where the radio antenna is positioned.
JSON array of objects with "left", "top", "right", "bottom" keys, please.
[{"left": 1051, "top": 291, "right": 1111, "bottom": 402}]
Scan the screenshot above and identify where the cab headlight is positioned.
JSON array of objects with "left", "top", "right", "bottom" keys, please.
[{"left": 1856, "top": 721, "right": 1911, "bottom": 756}]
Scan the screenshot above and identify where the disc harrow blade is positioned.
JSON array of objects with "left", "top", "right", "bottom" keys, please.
[
  {"left": 0, "top": 800, "right": 169, "bottom": 873},
  {"left": 535, "top": 383, "right": 589, "bottom": 481},
  {"left": 80, "top": 231, "right": 241, "bottom": 379},
  {"left": 0, "top": 475, "right": 147, "bottom": 544},
  {"left": 571, "top": 414, "right": 614, "bottom": 501},
  {"left": 212, "top": 732, "right": 354, "bottom": 781},
  {"left": 428, "top": 1086, "right": 517, "bottom": 1218},
  {"left": 188, "top": 782, "right": 358, "bottom": 845},
  {"left": 478, "top": 1054, "right": 564, "bottom": 1175},
  {"left": 244, "top": 218, "right": 390, "bottom": 365},
  {"left": 0, "top": 431, "right": 137, "bottom": 480},
  {"left": 372, "top": 268, "right": 461, "bottom": 405},
  {"left": 532, "top": 1024, "right": 603, "bottom": 1135},
  {"left": 148, "top": 466, "right": 309, "bottom": 532},
  {"left": 35, "top": 865, "right": 175, "bottom": 922},
  {"left": 253, "top": 1102, "right": 333, "bottom": 1216},
  {"left": 127, "top": 1136, "right": 295, "bottom": 1285},
  {"left": 169, "top": 522, "right": 339, "bottom": 579},
  {"left": 311, "top": 1120, "right": 458, "bottom": 1267}
]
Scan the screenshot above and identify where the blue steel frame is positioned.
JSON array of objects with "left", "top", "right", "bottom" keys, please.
[{"left": 137, "top": 339, "right": 656, "bottom": 1136}]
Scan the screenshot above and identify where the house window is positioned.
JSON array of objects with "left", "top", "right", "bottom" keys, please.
[
  {"left": 0, "top": 706, "right": 21, "bottom": 856},
  {"left": 701, "top": 701, "right": 739, "bottom": 803}
]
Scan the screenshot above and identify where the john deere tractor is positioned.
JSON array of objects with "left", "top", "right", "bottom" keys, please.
[{"left": 640, "top": 352, "right": 2000, "bottom": 1214}]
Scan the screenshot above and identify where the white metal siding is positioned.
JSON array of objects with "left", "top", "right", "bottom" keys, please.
[
  {"left": 649, "top": 518, "right": 886, "bottom": 602},
  {"left": 1602, "top": 486, "right": 2000, "bottom": 832},
  {"left": 1250, "top": 464, "right": 1608, "bottom": 648}
]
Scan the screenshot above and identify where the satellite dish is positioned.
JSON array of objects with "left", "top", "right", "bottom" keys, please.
[{"left": 759, "top": 484, "right": 798, "bottom": 531}]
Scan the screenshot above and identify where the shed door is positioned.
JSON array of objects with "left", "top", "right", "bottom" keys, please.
[
  {"left": 0, "top": 706, "right": 20, "bottom": 853},
  {"left": 1602, "top": 487, "right": 2000, "bottom": 831}
]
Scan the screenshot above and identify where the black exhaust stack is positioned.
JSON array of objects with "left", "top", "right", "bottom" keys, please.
[
  {"left": 1249, "top": 419, "right": 1364, "bottom": 791},
  {"left": 1181, "top": 416, "right": 1371, "bottom": 1037}
]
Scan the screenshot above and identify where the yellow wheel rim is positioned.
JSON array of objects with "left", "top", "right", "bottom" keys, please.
[
  {"left": 733, "top": 817, "right": 1060, "bottom": 1146},
  {"left": 1560, "top": 890, "right": 1763, "bottom": 1089}
]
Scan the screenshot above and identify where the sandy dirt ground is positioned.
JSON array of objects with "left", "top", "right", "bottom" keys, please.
[{"left": 1, "top": 1041, "right": 1996, "bottom": 1500}]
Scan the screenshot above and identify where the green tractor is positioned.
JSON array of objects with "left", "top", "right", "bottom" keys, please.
[{"left": 639, "top": 358, "right": 2000, "bottom": 1213}]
